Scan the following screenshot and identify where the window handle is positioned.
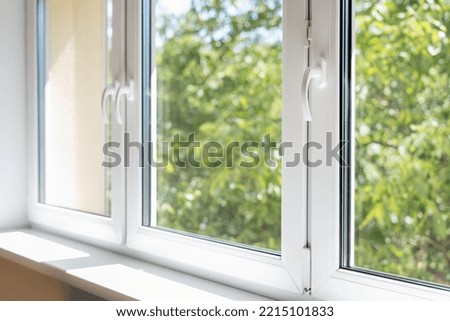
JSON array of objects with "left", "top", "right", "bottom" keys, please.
[
  {"left": 114, "top": 80, "right": 135, "bottom": 125},
  {"left": 301, "top": 58, "right": 327, "bottom": 121},
  {"left": 101, "top": 85, "right": 118, "bottom": 124}
]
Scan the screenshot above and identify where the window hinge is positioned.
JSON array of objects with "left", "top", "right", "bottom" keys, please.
[
  {"left": 305, "top": 20, "right": 312, "bottom": 48},
  {"left": 301, "top": 246, "right": 312, "bottom": 295}
]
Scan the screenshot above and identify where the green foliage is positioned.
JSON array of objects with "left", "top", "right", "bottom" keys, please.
[
  {"left": 155, "top": 0, "right": 282, "bottom": 250},
  {"left": 354, "top": 0, "right": 449, "bottom": 285}
]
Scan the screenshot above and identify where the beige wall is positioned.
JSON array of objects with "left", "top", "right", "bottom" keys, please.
[
  {"left": 45, "top": 0, "right": 107, "bottom": 215},
  {"left": 0, "top": 257, "right": 102, "bottom": 301}
]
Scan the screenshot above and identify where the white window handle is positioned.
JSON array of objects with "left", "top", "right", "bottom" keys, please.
[
  {"left": 301, "top": 58, "right": 327, "bottom": 121},
  {"left": 115, "top": 80, "right": 135, "bottom": 125},
  {"left": 101, "top": 86, "right": 117, "bottom": 124}
]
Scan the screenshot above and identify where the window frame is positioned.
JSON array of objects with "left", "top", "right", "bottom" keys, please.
[
  {"left": 125, "top": 0, "right": 309, "bottom": 300},
  {"left": 27, "top": 0, "right": 127, "bottom": 245},
  {"left": 309, "top": 0, "right": 450, "bottom": 300},
  {"left": 25, "top": 0, "right": 450, "bottom": 300}
]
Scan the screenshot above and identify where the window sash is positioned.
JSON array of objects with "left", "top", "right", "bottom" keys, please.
[
  {"left": 341, "top": 0, "right": 449, "bottom": 291},
  {"left": 28, "top": 0, "right": 127, "bottom": 245},
  {"left": 28, "top": 0, "right": 309, "bottom": 300},
  {"left": 126, "top": 0, "right": 309, "bottom": 299},
  {"left": 310, "top": 0, "right": 450, "bottom": 300}
]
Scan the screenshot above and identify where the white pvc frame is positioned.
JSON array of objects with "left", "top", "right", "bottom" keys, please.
[
  {"left": 125, "top": 0, "right": 309, "bottom": 300},
  {"left": 27, "top": 0, "right": 127, "bottom": 246},
  {"left": 309, "top": 0, "right": 450, "bottom": 300},
  {"left": 27, "top": 0, "right": 310, "bottom": 300}
]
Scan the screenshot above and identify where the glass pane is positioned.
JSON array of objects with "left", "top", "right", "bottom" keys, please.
[
  {"left": 149, "top": 0, "right": 282, "bottom": 251},
  {"left": 41, "top": 0, "right": 113, "bottom": 216},
  {"left": 354, "top": 0, "right": 449, "bottom": 286}
]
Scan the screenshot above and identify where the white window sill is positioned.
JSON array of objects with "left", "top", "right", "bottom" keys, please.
[{"left": 0, "top": 228, "right": 270, "bottom": 301}]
